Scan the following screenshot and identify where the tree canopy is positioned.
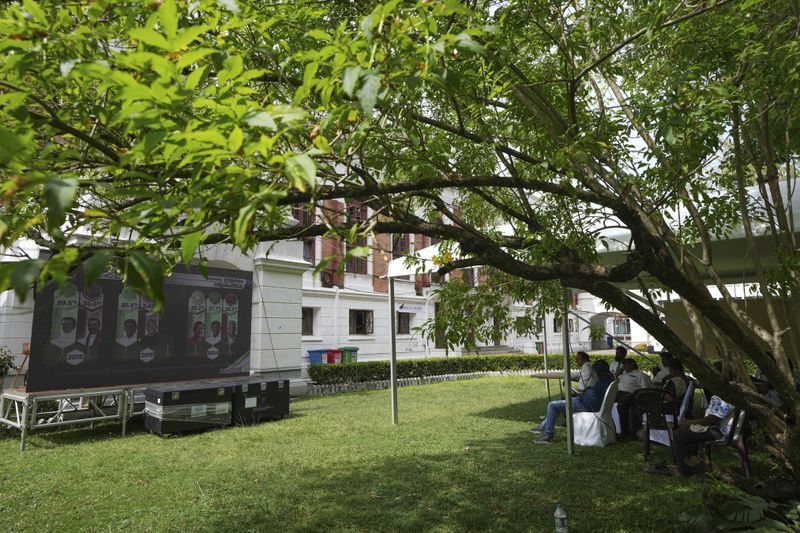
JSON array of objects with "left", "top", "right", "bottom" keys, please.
[{"left": 1, "top": 0, "right": 799, "bottom": 474}]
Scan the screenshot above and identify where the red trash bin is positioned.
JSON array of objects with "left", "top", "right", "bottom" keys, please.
[{"left": 326, "top": 349, "right": 343, "bottom": 364}]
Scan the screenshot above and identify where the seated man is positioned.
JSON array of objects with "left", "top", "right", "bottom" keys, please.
[
  {"left": 662, "top": 359, "right": 690, "bottom": 415},
  {"left": 616, "top": 358, "right": 651, "bottom": 436},
  {"left": 575, "top": 351, "right": 597, "bottom": 394},
  {"left": 610, "top": 346, "right": 627, "bottom": 377},
  {"left": 531, "top": 360, "right": 614, "bottom": 444},
  {"left": 673, "top": 394, "right": 736, "bottom": 476},
  {"left": 651, "top": 351, "right": 674, "bottom": 385}
]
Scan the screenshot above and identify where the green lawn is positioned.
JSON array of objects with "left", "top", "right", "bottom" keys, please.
[{"left": 0, "top": 377, "right": 741, "bottom": 532}]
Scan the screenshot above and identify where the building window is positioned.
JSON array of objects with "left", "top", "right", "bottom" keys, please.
[
  {"left": 293, "top": 203, "right": 314, "bottom": 227},
  {"left": 392, "top": 234, "right": 409, "bottom": 259},
  {"left": 553, "top": 318, "right": 575, "bottom": 333},
  {"left": 302, "top": 307, "right": 315, "bottom": 336},
  {"left": 463, "top": 268, "right": 475, "bottom": 287},
  {"left": 613, "top": 318, "right": 631, "bottom": 335},
  {"left": 349, "top": 309, "right": 374, "bottom": 335},
  {"left": 302, "top": 239, "right": 315, "bottom": 265},
  {"left": 346, "top": 202, "right": 368, "bottom": 274},
  {"left": 396, "top": 312, "right": 411, "bottom": 334},
  {"left": 293, "top": 204, "right": 316, "bottom": 265}
]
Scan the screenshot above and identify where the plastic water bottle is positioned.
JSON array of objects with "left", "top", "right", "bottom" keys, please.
[{"left": 554, "top": 503, "right": 568, "bottom": 533}]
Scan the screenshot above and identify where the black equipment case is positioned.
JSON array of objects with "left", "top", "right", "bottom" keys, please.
[
  {"left": 231, "top": 378, "right": 290, "bottom": 424},
  {"left": 145, "top": 382, "right": 234, "bottom": 435}
]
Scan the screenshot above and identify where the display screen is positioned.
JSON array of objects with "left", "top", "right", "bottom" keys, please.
[{"left": 26, "top": 265, "right": 252, "bottom": 391}]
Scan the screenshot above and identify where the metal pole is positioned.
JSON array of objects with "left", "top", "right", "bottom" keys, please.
[
  {"left": 563, "top": 288, "right": 574, "bottom": 456},
  {"left": 542, "top": 316, "right": 551, "bottom": 401},
  {"left": 389, "top": 278, "right": 398, "bottom": 425}
]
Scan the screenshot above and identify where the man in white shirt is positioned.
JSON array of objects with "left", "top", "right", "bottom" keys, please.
[
  {"left": 616, "top": 358, "right": 651, "bottom": 437},
  {"left": 610, "top": 346, "right": 627, "bottom": 377},
  {"left": 575, "top": 351, "right": 597, "bottom": 394},
  {"left": 651, "top": 351, "right": 674, "bottom": 385}
]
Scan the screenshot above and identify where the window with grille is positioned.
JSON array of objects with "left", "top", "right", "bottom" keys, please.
[
  {"left": 349, "top": 309, "right": 374, "bottom": 335},
  {"left": 613, "top": 318, "right": 631, "bottom": 335},
  {"left": 346, "top": 203, "right": 368, "bottom": 274},
  {"left": 463, "top": 268, "right": 475, "bottom": 287},
  {"left": 301, "top": 307, "right": 315, "bottom": 336},
  {"left": 293, "top": 204, "right": 314, "bottom": 227},
  {"left": 293, "top": 204, "right": 316, "bottom": 265},
  {"left": 553, "top": 317, "right": 576, "bottom": 333},
  {"left": 396, "top": 312, "right": 411, "bottom": 334},
  {"left": 392, "top": 234, "right": 409, "bottom": 259}
]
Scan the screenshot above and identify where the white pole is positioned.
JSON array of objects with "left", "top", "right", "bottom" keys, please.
[
  {"left": 390, "top": 278, "right": 398, "bottom": 425},
  {"left": 542, "top": 316, "right": 551, "bottom": 401},
  {"left": 563, "top": 288, "right": 574, "bottom": 456}
]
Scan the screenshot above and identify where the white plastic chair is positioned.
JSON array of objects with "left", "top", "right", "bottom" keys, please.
[{"left": 573, "top": 382, "right": 618, "bottom": 447}]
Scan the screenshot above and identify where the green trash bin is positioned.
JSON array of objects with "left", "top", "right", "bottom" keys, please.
[{"left": 341, "top": 346, "right": 359, "bottom": 363}]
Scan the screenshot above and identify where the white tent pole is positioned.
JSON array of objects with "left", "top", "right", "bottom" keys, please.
[
  {"left": 390, "top": 277, "right": 398, "bottom": 425},
  {"left": 542, "top": 316, "right": 551, "bottom": 401},
  {"left": 563, "top": 288, "right": 574, "bottom": 456}
]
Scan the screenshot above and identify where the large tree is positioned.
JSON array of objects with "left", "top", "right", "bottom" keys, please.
[{"left": 1, "top": 1, "right": 799, "bottom": 474}]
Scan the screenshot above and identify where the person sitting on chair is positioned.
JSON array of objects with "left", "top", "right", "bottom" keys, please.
[
  {"left": 531, "top": 360, "right": 614, "bottom": 444},
  {"left": 575, "top": 351, "right": 597, "bottom": 394},
  {"left": 616, "top": 358, "right": 651, "bottom": 437},
  {"left": 662, "top": 359, "right": 690, "bottom": 415},
  {"left": 673, "top": 394, "right": 736, "bottom": 476},
  {"left": 610, "top": 346, "right": 627, "bottom": 377},
  {"left": 651, "top": 351, "right": 674, "bottom": 385}
]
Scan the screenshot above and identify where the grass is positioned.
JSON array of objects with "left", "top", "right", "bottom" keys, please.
[{"left": 0, "top": 377, "right": 755, "bottom": 532}]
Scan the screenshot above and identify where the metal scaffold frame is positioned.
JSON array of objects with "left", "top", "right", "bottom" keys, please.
[{"left": 0, "top": 386, "right": 144, "bottom": 452}]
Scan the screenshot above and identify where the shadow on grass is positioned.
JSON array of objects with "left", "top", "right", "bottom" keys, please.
[
  {"left": 198, "top": 432, "right": 702, "bottom": 533},
  {"left": 2, "top": 412, "right": 305, "bottom": 449}
]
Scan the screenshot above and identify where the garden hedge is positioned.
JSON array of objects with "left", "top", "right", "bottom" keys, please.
[{"left": 307, "top": 353, "right": 661, "bottom": 385}]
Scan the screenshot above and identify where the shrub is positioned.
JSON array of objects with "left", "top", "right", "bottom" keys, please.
[
  {"left": 0, "top": 346, "right": 16, "bottom": 378},
  {"left": 307, "top": 353, "right": 661, "bottom": 384}
]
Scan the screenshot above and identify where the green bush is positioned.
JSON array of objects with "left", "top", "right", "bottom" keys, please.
[{"left": 307, "top": 353, "right": 661, "bottom": 384}]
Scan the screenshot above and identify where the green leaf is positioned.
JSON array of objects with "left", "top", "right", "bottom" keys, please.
[
  {"left": 22, "top": 0, "right": 47, "bottom": 24},
  {"left": 0, "top": 125, "right": 26, "bottom": 166},
  {"left": 357, "top": 70, "right": 380, "bottom": 113},
  {"left": 284, "top": 154, "right": 317, "bottom": 192},
  {"left": 185, "top": 64, "right": 208, "bottom": 91},
  {"left": 159, "top": 0, "right": 178, "bottom": 40},
  {"left": 42, "top": 248, "right": 80, "bottom": 286},
  {"left": 441, "top": 0, "right": 474, "bottom": 16},
  {"left": 361, "top": 14, "right": 374, "bottom": 41},
  {"left": 348, "top": 245, "right": 369, "bottom": 257},
  {"left": 303, "top": 62, "right": 319, "bottom": 87},
  {"left": 84, "top": 250, "right": 115, "bottom": 287},
  {"left": 306, "top": 29, "right": 331, "bottom": 41},
  {"left": 219, "top": 54, "right": 243, "bottom": 86},
  {"left": 125, "top": 251, "right": 165, "bottom": 306},
  {"left": 342, "top": 65, "right": 361, "bottom": 97},
  {"left": 244, "top": 111, "right": 277, "bottom": 130},
  {"left": 233, "top": 203, "right": 257, "bottom": 248},
  {"left": 229, "top": 126, "right": 244, "bottom": 153},
  {"left": 181, "top": 231, "right": 204, "bottom": 265},
  {"left": 454, "top": 32, "right": 485, "bottom": 56},
  {"left": 0, "top": 260, "right": 44, "bottom": 301},
  {"left": 44, "top": 178, "right": 78, "bottom": 230},
  {"left": 173, "top": 27, "right": 210, "bottom": 52},
  {"left": 129, "top": 27, "right": 171, "bottom": 50}
]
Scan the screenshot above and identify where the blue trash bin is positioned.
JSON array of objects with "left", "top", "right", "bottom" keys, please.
[
  {"left": 606, "top": 336, "right": 614, "bottom": 349},
  {"left": 307, "top": 349, "right": 329, "bottom": 365}
]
